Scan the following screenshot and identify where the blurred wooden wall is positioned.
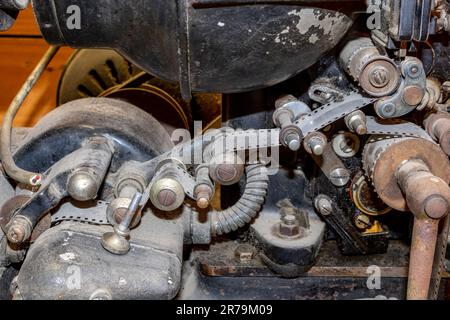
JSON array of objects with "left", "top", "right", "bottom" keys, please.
[{"left": 0, "top": 7, "right": 73, "bottom": 127}]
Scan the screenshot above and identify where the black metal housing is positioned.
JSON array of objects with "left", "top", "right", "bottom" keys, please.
[{"left": 31, "top": 0, "right": 354, "bottom": 98}]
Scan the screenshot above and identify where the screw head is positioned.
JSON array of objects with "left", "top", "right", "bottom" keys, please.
[
  {"left": 157, "top": 189, "right": 177, "bottom": 207},
  {"left": 209, "top": 153, "right": 244, "bottom": 186},
  {"left": 314, "top": 195, "right": 333, "bottom": 216},
  {"left": 329, "top": 168, "right": 350, "bottom": 187},
  {"left": 380, "top": 102, "right": 396, "bottom": 118},
  {"left": 7, "top": 225, "right": 25, "bottom": 244},
  {"left": 150, "top": 178, "right": 185, "bottom": 211},
  {"left": 369, "top": 67, "right": 389, "bottom": 88},
  {"left": 216, "top": 164, "right": 238, "bottom": 183},
  {"left": 406, "top": 64, "right": 421, "bottom": 78}
]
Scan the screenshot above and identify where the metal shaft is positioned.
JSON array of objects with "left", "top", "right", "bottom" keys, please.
[
  {"left": 407, "top": 217, "right": 440, "bottom": 300},
  {"left": 117, "top": 192, "right": 142, "bottom": 233},
  {"left": 0, "top": 45, "right": 60, "bottom": 186}
]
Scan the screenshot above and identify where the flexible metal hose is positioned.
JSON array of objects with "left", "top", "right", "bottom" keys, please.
[
  {"left": 211, "top": 163, "right": 269, "bottom": 236},
  {"left": 0, "top": 45, "right": 60, "bottom": 186}
]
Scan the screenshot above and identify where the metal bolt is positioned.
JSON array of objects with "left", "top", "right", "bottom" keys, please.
[
  {"left": 195, "top": 184, "right": 213, "bottom": 209},
  {"left": 379, "top": 102, "right": 396, "bottom": 118},
  {"left": 6, "top": 216, "right": 32, "bottom": 244},
  {"left": 354, "top": 213, "right": 372, "bottom": 230},
  {"left": 407, "top": 64, "right": 421, "bottom": 78},
  {"left": 281, "top": 213, "right": 297, "bottom": 225},
  {"left": 314, "top": 196, "right": 333, "bottom": 216},
  {"left": 157, "top": 189, "right": 177, "bottom": 207},
  {"left": 369, "top": 67, "right": 389, "bottom": 88},
  {"left": 308, "top": 138, "right": 325, "bottom": 156},
  {"left": 345, "top": 111, "right": 367, "bottom": 135},
  {"left": 279, "top": 213, "right": 301, "bottom": 238},
  {"left": 216, "top": 164, "right": 238, "bottom": 183},
  {"left": 234, "top": 244, "right": 256, "bottom": 263},
  {"left": 285, "top": 133, "right": 301, "bottom": 151},
  {"left": 150, "top": 177, "right": 185, "bottom": 211},
  {"left": 329, "top": 168, "right": 351, "bottom": 187}
]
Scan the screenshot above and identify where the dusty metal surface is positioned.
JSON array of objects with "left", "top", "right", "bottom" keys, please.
[
  {"left": 181, "top": 240, "right": 450, "bottom": 300},
  {"left": 196, "top": 240, "right": 450, "bottom": 279}
]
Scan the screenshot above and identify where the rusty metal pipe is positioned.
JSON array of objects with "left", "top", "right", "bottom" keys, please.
[
  {"left": 407, "top": 217, "right": 440, "bottom": 300},
  {"left": 396, "top": 159, "right": 450, "bottom": 300}
]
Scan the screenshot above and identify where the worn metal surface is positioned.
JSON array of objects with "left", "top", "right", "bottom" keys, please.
[
  {"left": 180, "top": 240, "right": 450, "bottom": 300},
  {"left": 340, "top": 37, "right": 400, "bottom": 97},
  {"left": 13, "top": 98, "right": 173, "bottom": 182},
  {"left": 16, "top": 207, "right": 185, "bottom": 300},
  {"left": 374, "top": 58, "right": 427, "bottom": 119},
  {"left": 363, "top": 137, "right": 450, "bottom": 212},
  {"left": 424, "top": 111, "right": 450, "bottom": 156},
  {"left": 32, "top": 1, "right": 353, "bottom": 95},
  {"left": 408, "top": 217, "right": 440, "bottom": 300}
]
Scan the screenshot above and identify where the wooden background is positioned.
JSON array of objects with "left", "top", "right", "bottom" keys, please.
[{"left": 0, "top": 7, "right": 73, "bottom": 127}]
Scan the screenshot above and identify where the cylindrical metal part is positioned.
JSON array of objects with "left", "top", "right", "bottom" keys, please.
[
  {"left": 67, "top": 137, "right": 115, "bottom": 201},
  {"left": 194, "top": 165, "right": 214, "bottom": 209},
  {"left": 6, "top": 216, "right": 32, "bottom": 244},
  {"left": 407, "top": 217, "right": 440, "bottom": 300},
  {"left": 150, "top": 164, "right": 185, "bottom": 212},
  {"left": 424, "top": 112, "right": 450, "bottom": 156},
  {"left": 303, "top": 132, "right": 327, "bottom": 156},
  {"left": 101, "top": 192, "right": 142, "bottom": 255},
  {"left": 363, "top": 137, "right": 450, "bottom": 212},
  {"left": 345, "top": 111, "right": 367, "bottom": 135},
  {"left": 118, "top": 192, "right": 142, "bottom": 232},
  {"left": 396, "top": 159, "right": 450, "bottom": 220},
  {"left": 340, "top": 38, "right": 400, "bottom": 97}
]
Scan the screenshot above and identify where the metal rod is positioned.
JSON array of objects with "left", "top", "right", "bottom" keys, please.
[
  {"left": 0, "top": 45, "right": 60, "bottom": 186},
  {"left": 117, "top": 192, "right": 142, "bottom": 232},
  {"left": 407, "top": 217, "right": 440, "bottom": 300}
]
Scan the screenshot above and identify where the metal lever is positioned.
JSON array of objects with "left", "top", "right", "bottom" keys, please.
[
  {"left": 396, "top": 160, "right": 450, "bottom": 299},
  {"left": 101, "top": 192, "right": 142, "bottom": 255}
]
